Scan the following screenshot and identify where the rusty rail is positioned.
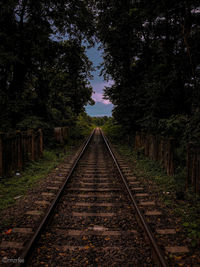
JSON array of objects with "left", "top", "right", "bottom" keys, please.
[
  {"left": 14, "top": 128, "right": 167, "bottom": 266},
  {"left": 101, "top": 129, "right": 167, "bottom": 267},
  {"left": 14, "top": 129, "right": 95, "bottom": 267}
]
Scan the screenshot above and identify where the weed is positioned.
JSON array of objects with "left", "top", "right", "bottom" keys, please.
[
  {"left": 110, "top": 139, "right": 200, "bottom": 248},
  {"left": 0, "top": 144, "right": 76, "bottom": 210}
]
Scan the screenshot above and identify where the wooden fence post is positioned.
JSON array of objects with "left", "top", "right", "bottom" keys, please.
[
  {"left": 154, "top": 136, "right": 159, "bottom": 161},
  {"left": 16, "top": 131, "right": 22, "bottom": 171},
  {"left": 196, "top": 150, "right": 200, "bottom": 194},
  {"left": 135, "top": 132, "right": 139, "bottom": 149},
  {"left": 145, "top": 135, "right": 149, "bottom": 157},
  {"left": 7, "top": 134, "right": 11, "bottom": 176},
  {"left": 160, "top": 137, "right": 164, "bottom": 167},
  {"left": 27, "top": 130, "right": 32, "bottom": 161},
  {"left": 167, "top": 138, "right": 175, "bottom": 175},
  {"left": 186, "top": 142, "right": 195, "bottom": 191},
  {"left": 31, "top": 130, "right": 35, "bottom": 161},
  {"left": 21, "top": 131, "right": 27, "bottom": 163},
  {"left": 186, "top": 143, "right": 191, "bottom": 191},
  {"left": 163, "top": 138, "right": 168, "bottom": 173},
  {"left": 0, "top": 133, "right": 4, "bottom": 177},
  {"left": 149, "top": 135, "right": 154, "bottom": 160},
  {"left": 63, "top": 127, "right": 68, "bottom": 142},
  {"left": 38, "top": 129, "right": 43, "bottom": 157}
]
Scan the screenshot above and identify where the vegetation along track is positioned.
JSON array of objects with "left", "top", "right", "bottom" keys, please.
[{"left": 10, "top": 128, "right": 168, "bottom": 266}]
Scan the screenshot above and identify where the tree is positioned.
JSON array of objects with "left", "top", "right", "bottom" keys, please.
[
  {"left": 0, "top": 0, "right": 95, "bottom": 130},
  {"left": 95, "top": 0, "right": 200, "bottom": 134}
]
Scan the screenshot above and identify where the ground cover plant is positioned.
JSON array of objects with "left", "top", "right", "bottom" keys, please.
[
  {"left": 0, "top": 114, "right": 93, "bottom": 211},
  {"left": 0, "top": 144, "right": 72, "bottom": 210},
  {"left": 103, "top": 122, "right": 200, "bottom": 249}
]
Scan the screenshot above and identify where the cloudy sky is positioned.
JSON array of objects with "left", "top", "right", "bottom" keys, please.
[{"left": 85, "top": 44, "right": 113, "bottom": 116}]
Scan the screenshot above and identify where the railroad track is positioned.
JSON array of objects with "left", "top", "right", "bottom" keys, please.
[{"left": 3, "top": 128, "right": 168, "bottom": 266}]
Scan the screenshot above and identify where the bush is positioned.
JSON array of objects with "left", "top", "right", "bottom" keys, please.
[{"left": 102, "top": 118, "right": 126, "bottom": 142}]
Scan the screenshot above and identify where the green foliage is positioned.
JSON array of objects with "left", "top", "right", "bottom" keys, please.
[
  {"left": 93, "top": 1, "right": 200, "bottom": 174},
  {"left": 102, "top": 118, "right": 129, "bottom": 143},
  {"left": 0, "top": 115, "right": 93, "bottom": 211},
  {"left": 0, "top": 0, "right": 95, "bottom": 131},
  {"left": 0, "top": 146, "right": 71, "bottom": 210},
  {"left": 158, "top": 115, "right": 189, "bottom": 138},
  {"left": 112, "top": 137, "right": 200, "bottom": 247},
  {"left": 184, "top": 109, "right": 200, "bottom": 143},
  {"left": 183, "top": 222, "right": 200, "bottom": 247},
  {"left": 95, "top": 0, "right": 200, "bottom": 137},
  {"left": 69, "top": 112, "right": 94, "bottom": 141},
  {"left": 91, "top": 116, "right": 109, "bottom": 126},
  {"left": 113, "top": 139, "right": 186, "bottom": 193},
  {"left": 16, "top": 116, "right": 49, "bottom": 131}
]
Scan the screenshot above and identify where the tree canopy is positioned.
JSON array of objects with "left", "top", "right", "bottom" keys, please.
[
  {"left": 1, "top": 0, "right": 200, "bottom": 142},
  {"left": 0, "top": 0, "right": 95, "bottom": 130},
  {"left": 94, "top": 0, "right": 200, "bottom": 137}
]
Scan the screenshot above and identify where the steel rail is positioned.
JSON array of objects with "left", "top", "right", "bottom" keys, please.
[
  {"left": 100, "top": 129, "right": 168, "bottom": 267},
  {"left": 14, "top": 129, "right": 95, "bottom": 267}
]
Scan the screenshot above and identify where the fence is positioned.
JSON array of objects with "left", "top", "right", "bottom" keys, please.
[
  {"left": 54, "top": 127, "right": 69, "bottom": 143},
  {"left": 0, "top": 129, "right": 43, "bottom": 177},
  {"left": 135, "top": 132, "right": 175, "bottom": 175},
  {"left": 186, "top": 143, "right": 200, "bottom": 193},
  {"left": 135, "top": 133, "right": 200, "bottom": 193}
]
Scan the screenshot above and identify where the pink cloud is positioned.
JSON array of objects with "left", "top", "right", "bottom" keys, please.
[
  {"left": 92, "top": 92, "right": 111, "bottom": 105},
  {"left": 91, "top": 80, "right": 114, "bottom": 105}
]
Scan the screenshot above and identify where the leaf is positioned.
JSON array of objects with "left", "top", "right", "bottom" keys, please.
[
  {"left": 174, "top": 256, "right": 182, "bottom": 260},
  {"left": 5, "top": 228, "right": 12, "bottom": 235},
  {"left": 59, "top": 253, "right": 66, "bottom": 256},
  {"left": 14, "top": 195, "right": 23, "bottom": 200},
  {"left": 191, "top": 240, "right": 197, "bottom": 247}
]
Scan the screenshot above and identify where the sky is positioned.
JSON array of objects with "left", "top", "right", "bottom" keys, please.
[{"left": 85, "top": 44, "right": 113, "bottom": 117}]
